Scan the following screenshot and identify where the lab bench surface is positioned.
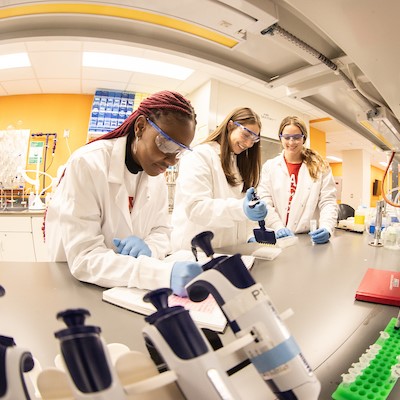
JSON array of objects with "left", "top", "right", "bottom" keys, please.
[{"left": 0, "top": 230, "right": 400, "bottom": 399}]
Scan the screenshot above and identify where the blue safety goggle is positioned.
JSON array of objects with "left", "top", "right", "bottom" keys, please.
[{"left": 147, "top": 118, "right": 192, "bottom": 158}]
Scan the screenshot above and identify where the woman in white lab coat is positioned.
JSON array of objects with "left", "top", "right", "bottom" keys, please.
[
  {"left": 171, "top": 107, "right": 267, "bottom": 251},
  {"left": 258, "top": 116, "right": 338, "bottom": 244},
  {"left": 45, "top": 91, "right": 202, "bottom": 296}
]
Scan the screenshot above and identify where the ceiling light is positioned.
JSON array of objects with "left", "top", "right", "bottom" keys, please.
[
  {"left": 379, "top": 161, "right": 388, "bottom": 167},
  {"left": 0, "top": 52, "right": 30, "bottom": 69},
  {"left": 326, "top": 155, "right": 342, "bottom": 162},
  {"left": 83, "top": 52, "right": 193, "bottom": 80},
  {"left": 358, "top": 106, "right": 400, "bottom": 151}
]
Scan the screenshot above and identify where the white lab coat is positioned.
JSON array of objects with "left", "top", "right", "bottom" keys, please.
[
  {"left": 171, "top": 142, "right": 256, "bottom": 251},
  {"left": 45, "top": 136, "right": 174, "bottom": 290},
  {"left": 258, "top": 153, "right": 338, "bottom": 235}
]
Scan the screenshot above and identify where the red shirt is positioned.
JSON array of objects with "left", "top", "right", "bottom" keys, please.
[{"left": 285, "top": 160, "right": 302, "bottom": 224}]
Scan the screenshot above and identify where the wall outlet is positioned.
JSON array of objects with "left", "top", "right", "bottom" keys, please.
[{"left": 64, "top": 129, "right": 70, "bottom": 138}]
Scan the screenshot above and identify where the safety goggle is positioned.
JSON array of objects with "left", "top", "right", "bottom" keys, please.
[
  {"left": 233, "top": 121, "right": 260, "bottom": 143},
  {"left": 279, "top": 133, "right": 304, "bottom": 142},
  {"left": 147, "top": 118, "right": 192, "bottom": 158}
]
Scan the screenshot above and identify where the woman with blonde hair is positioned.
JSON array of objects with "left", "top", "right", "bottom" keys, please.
[
  {"left": 171, "top": 107, "right": 267, "bottom": 250},
  {"left": 258, "top": 116, "right": 337, "bottom": 244}
]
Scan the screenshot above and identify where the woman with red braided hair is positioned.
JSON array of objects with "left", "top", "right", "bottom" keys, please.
[{"left": 45, "top": 90, "right": 202, "bottom": 297}]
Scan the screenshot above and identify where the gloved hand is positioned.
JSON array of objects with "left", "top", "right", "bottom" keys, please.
[
  {"left": 309, "top": 228, "right": 330, "bottom": 244},
  {"left": 248, "top": 237, "right": 257, "bottom": 243},
  {"left": 170, "top": 261, "right": 203, "bottom": 297},
  {"left": 113, "top": 236, "right": 152, "bottom": 257},
  {"left": 243, "top": 187, "right": 268, "bottom": 221},
  {"left": 276, "top": 227, "right": 294, "bottom": 239}
]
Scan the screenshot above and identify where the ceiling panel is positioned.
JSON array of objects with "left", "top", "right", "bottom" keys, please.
[
  {"left": 82, "top": 79, "right": 127, "bottom": 93},
  {"left": 39, "top": 79, "right": 82, "bottom": 93},
  {"left": 1, "top": 79, "right": 42, "bottom": 94},
  {"left": 82, "top": 67, "right": 133, "bottom": 82},
  {"left": 29, "top": 52, "right": 82, "bottom": 79},
  {"left": 0, "top": 66, "right": 35, "bottom": 80},
  {"left": 0, "top": 0, "right": 398, "bottom": 170}
]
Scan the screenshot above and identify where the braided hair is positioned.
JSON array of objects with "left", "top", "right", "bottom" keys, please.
[
  {"left": 91, "top": 90, "right": 196, "bottom": 142},
  {"left": 43, "top": 91, "right": 196, "bottom": 242}
]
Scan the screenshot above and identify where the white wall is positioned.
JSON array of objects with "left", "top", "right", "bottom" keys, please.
[
  {"left": 187, "top": 81, "right": 212, "bottom": 145},
  {"left": 342, "top": 149, "right": 371, "bottom": 208},
  {"left": 188, "top": 79, "right": 311, "bottom": 141},
  {"left": 210, "top": 80, "right": 310, "bottom": 142}
]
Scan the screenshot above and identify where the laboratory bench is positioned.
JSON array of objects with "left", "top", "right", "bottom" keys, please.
[{"left": 0, "top": 230, "right": 400, "bottom": 399}]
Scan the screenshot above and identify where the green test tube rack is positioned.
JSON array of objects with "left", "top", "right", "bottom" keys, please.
[{"left": 332, "top": 317, "right": 400, "bottom": 400}]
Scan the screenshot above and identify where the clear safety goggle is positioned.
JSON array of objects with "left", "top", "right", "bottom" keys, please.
[
  {"left": 147, "top": 118, "right": 192, "bottom": 158},
  {"left": 233, "top": 121, "right": 260, "bottom": 143},
  {"left": 279, "top": 133, "right": 305, "bottom": 142}
]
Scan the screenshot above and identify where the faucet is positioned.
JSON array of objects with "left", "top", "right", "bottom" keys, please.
[{"left": 369, "top": 200, "right": 385, "bottom": 247}]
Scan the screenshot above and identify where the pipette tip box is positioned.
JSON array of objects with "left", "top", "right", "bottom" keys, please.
[{"left": 332, "top": 317, "right": 400, "bottom": 400}]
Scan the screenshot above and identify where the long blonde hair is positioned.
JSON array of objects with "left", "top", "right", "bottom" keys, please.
[
  {"left": 203, "top": 107, "right": 261, "bottom": 191},
  {"left": 279, "top": 116, "right": 329, "bottom": 180}
]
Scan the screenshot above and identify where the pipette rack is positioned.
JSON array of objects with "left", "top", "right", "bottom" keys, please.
[{"left": 332, "top": 317, "right": 400, "bottom": 400}]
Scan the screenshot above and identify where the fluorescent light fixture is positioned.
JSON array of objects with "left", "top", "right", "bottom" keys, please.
[
  {"left": 0, "top": 52, "right": 30, "bottom": 69},
  {"left": 83, "top": 52, "right": 193, "bottom": 80},
  {"left": 326, "top": 155, "right": 342, "bottom": 162},
  {"left": 358, "top": 106, "right": 400, "bottom": 151}
]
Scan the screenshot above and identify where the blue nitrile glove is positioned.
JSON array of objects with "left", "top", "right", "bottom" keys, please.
[
  {"left": 170, "top": 261, "right": 203, "bottom": 297},
  {"left": 248, "top": 237, "right": 257, "bottom": 243},
  {"left": 243, "top": 187, "right": 268, "bottom": 221},
  {"left": 276, "top": 228, "right": 294, "bottom": 239},
  {"left": 113, "top": 236, "right": 152, "bottom": 257},
  {"left": 309, "top": 228, "right": 330, "bottom": 244}
]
